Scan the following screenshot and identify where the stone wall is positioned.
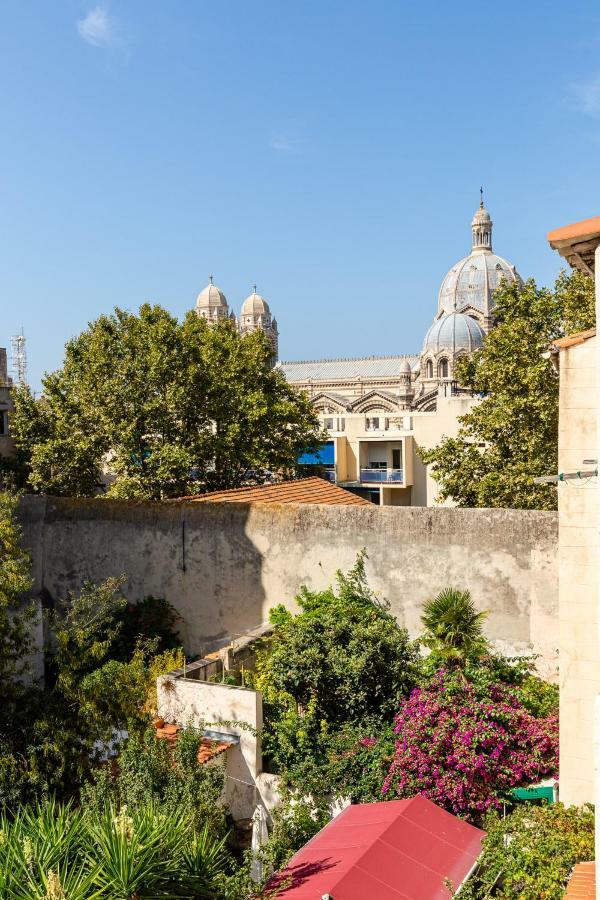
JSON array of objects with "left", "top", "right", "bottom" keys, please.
[{"left": 17, "top": 495, "right": 559, "bottom": 676}]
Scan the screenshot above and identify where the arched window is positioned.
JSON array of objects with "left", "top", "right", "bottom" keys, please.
[
  {"left": 438, "top": 358, "right": 449, "bottom": 378},
  {"left": 426, "top": 359, "right": 433, "bottom": 379}
]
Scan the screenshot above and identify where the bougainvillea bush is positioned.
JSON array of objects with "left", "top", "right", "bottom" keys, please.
[{"left": 381, "top": 670, "right": 558, "bottom": 821}]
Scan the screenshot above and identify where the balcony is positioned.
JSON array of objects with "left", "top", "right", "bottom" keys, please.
[
  {"left": 360, "top": 468, "right": 404, "bottom": 484},
  {"left": 322, "top": 468, "right": 336, "bottom": 483}
]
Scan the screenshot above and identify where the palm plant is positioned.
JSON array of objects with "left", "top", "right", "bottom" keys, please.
[{"left": 421, "top": 588, "right": 489, "bottom": 667}]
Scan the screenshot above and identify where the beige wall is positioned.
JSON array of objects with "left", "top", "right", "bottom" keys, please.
[
  {"left": 326, "top": 390, "right": 477, "bottom": 506},
  {"left": 558, "top": 334, "right": 599, "bottom": 806},
  {"left": 18, "top": 495, "right": 558, "bottom": 677}
]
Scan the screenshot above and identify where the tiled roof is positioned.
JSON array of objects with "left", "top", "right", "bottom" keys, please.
[
  {"left": 547, "top": 217, "right": 600, "bottom": 244},
  {"left": 279, "top": 355, "right": 419, "bottom": 382},
  {"left": 547, "top": 216, "right": 600, "bottom": 275},
  {"left": 154, "top": 720, "right": 232, "bottom": 764},
  {"left": 564, "top": 861, "right": 595, "bottom": 898},
  {"left": 177, "top": 477, "right": 370, "bottom": 506},
  {"left": 552, "top": 328, "right": 596, "bottom": 349}
]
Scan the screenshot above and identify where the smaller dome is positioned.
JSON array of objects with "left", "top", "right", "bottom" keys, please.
[
  {"left": 423, "top": 312, "right": 485, "bottom": 354},
  {"left": 471, "top": 204, "right": 491, "bottom": 226},
  {"left": 196, "top": 280, "right": 228, "bottom": 311},
  {"left": 399, "top": 359, "right": 412, "bottom": 373},
  {"left": 241, "top": 289, "right": 271, "bottom": 317}
]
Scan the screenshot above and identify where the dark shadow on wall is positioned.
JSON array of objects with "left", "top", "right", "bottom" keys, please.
[{"left": 16, "top": 495, "right": 268, "bottom": 659}]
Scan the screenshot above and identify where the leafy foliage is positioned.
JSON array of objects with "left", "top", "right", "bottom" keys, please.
[
  {"left": 12, "top": 306, "right": 323, "bottom": 498},
  {"left": 251, "top": 553, "right": 419, "bottom": 798},
  {"left": 82, "top": 725, "right": 227, "bottom": 835},
  {"left": 460, "top": 803, "right": 595, "bottom": 899},
  {"left": 421, "top": 587, "right": 489, "bottom": 667},
  {"left": 420, "top": 270, "right": 595, "bottom": 509},
  {"left": 382, "top": 669, "right": 558, "bottom": 821},
  {"left": 0, "top": 798, "right": 232, "bottom": 899}
]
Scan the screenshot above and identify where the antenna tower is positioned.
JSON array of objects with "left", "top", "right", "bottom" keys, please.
[{"left": 10, "top": 331, "right": 27, "bottom": 385}]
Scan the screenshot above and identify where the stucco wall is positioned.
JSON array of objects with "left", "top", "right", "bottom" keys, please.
[
  {"left": 557, "top": 333, "right": 599, "bottom": 806},
  {"left": 157, "top": 675, "right": 262, "bottom": 820},
  {"left": 17, "top": 495, "right": 558, "bottom": 675}
]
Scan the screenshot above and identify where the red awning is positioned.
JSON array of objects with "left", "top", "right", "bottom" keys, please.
[{"left": 267, "top": 795, "right": 485, "bottom": 899}]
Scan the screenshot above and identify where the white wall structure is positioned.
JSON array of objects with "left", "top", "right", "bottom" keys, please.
[
  {"left": 157, "top": 673, "right": 263, "bottom": 821},
  {"left": 554, "top": 332, "right": 598, "bottom": 806}
]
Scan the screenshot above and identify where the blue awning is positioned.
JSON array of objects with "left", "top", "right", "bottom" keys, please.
[{"left": 298, "top": 441, "right": 335, "bottom": 466}]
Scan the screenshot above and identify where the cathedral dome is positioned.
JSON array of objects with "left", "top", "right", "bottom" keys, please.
[
  {"left": 196, "top": 279, "right": 228, "bottom": 312},
  {"left": 241, "top": 288, "right": 271, "bottom": 318},
  {"left": 423, "top": 312, "right": 485, "bottom": 354},
  {"left": 438, "top": 251, "right": 518, "bottom": 317},
  {"left": 438, "top": 195, "right": 520, "bottom": 320}
]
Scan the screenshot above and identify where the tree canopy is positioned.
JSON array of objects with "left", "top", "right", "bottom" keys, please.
[
  {"left": 11, "top": 305, "right": 322, "bottom": 499},
  {"left": 420, "top": 270, "right": 595, "bottom": 509}
]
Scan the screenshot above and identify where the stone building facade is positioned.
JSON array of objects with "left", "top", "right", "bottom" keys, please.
[{"left": 278, "top": 199, "right": 521, "bottom": 505}]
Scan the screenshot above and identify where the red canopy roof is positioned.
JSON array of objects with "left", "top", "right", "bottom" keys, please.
[{"left": 268, "top": 796, "right": 485, "bottom": 899}]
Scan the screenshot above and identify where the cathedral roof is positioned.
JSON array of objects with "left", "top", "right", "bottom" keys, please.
[
  {"left": 438, "top": 250, "right": 518, "bottom": 317},
  {"left": 423, "top": 312, "right": 485, "bottom": 354},
  {"left": 196, "top": 279, "right": 228, "bottom": 311},
  {"left": 279, "top": 355, "right": 419, "bottom": 382},
  {"left": 241, "top": 289, "right": 271, "bottom": 317}
]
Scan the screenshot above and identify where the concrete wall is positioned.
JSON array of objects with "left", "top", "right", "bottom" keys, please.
[
  {"left": 558, "top": 333, "right": 599, "bottom": 806},
  {"left": 17, "top": 495, "right": 558, "bottom": 676}
]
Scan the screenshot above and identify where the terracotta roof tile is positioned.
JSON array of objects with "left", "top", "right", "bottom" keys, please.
[
  {"left": 547, "top": 217, "right": 600, "bottom": 245},
  {"left": 564, "top": 861, "right": 595, "bottom": 899},
  {"left": 552, "top": 328, "right": 596, "bottom": 349},
  {"left": 175, "top": 476, "right": 370, "bottom": 506},
  {"left": 154, "top": 721, "right": 232, "bottom": 764}
]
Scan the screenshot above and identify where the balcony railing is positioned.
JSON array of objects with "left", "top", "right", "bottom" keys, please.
[
  {"left": 360, "top": 468, "right": 404, "bottom": 484},
  {"left": 322, "top": 468, "right": 336, "bottom": 483}
]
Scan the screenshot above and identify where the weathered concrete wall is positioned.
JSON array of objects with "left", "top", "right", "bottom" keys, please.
[{"left": 17, "top": 495, "right": 559, "bottom": 676}]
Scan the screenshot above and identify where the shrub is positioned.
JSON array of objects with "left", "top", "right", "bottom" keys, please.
[
  {"left": 460, "top": 803, "right": 595, "bottom": 899},
  {"left": 382, "top": 669, "right": 558, "bottom": 821},
  {"left": 252, "top": 553, "right": 419, "bottom": 782},
  {"left": 82, "top": 725, "right": 227, "bottom": 834}
]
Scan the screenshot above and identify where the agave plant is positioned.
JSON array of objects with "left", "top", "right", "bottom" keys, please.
[
  {"left": 421, "top": 588, "right": 489, "bottom": 667},
  {"left": 85, "top": 801, "right": 190, "bottom": 898},
  {"left": 0, "top": 799, "right": 100, "bottom": 899},
  {"left": 180, "top": 822, "right": 231, "bottom": 897}
]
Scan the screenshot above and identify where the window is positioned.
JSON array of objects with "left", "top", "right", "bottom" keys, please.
[
  {"left": 392, "top": 448, "right": 402, "bottom": 469},
  {"left": 369, "top": 460, "right": 387, "bottom": 470},
  {"left": 365, "top": 417, "right": 380, "bottom": 430},
  {"left": 337, "top": 418, "right": 345, "bottom": 432},
  {"left": 426, "top": 360, "right": 433, "bottom": 379},
  {"left": 438, "top": 358, "right": 449, "bottom": 378},
  {"left": 0, "top": 411, "right": 6, "bottom": 436},
  {"left": 324, "top": 418, "right": 334, "bottom": 431}
]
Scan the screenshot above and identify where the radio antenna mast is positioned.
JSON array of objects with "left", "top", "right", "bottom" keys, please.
[{"left": 10, "top": 330, "right": 27, "bottom": 385}]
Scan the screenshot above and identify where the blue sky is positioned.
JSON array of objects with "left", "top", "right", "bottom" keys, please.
[{"left": 1, "top": 1, "right": 599, "bottom": 390}]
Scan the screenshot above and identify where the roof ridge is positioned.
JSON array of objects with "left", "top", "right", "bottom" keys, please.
[{"left": 279, "top": 354, "right": 418, "bottom": 365}]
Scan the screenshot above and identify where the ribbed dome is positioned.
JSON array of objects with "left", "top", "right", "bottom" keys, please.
[
  {"left": 241, "top": 290, "right": 271, "bottom": 317},
  {"left": 399, "top": 359, "right": 412, "bottom": 373},
  {"left": 438, "top": 250, "right": 518, "bottom": 317},
  {"left": 196, "top": 280, "right": 228, "bottom": 311},
  {"left": 423, "top": 313, "right": 485, "bottom": 354},
  {"left": 472, "top": 204, "right": 492, "bottom": 226}
]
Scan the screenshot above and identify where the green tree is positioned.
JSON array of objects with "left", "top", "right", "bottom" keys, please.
[
  {"left": 460, "top": 803, "right": 595, "bottom": 900},
  {"left": 13, "top": 306, "right": 322, "bottom": 499},
  {"left": 251, "top": 553, "right": 419, "bottom": 791},
  {"left": 421, "top": 587, "right": 489, "bottom": 667},
  {"left": 420, "top": 270, "right": 595, "bottom": 509}
]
